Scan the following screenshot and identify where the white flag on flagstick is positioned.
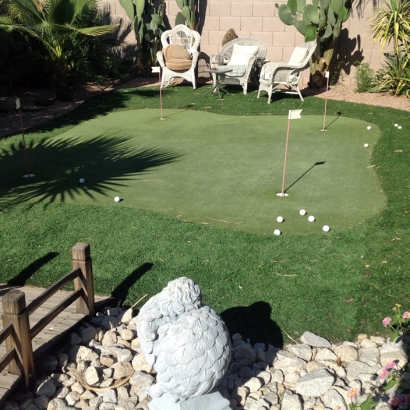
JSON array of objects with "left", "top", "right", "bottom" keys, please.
[
  {"left": 325, "top": 71, "right": 330, "bottom": 78},
  {"left": 288, "top": 109, "right": 302, "bottom": 120},
  {"left": 151, "top": 66, "right": 160, "bottom": 73}
]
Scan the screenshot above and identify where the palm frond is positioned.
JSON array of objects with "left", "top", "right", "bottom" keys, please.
[{"left": 76, "top": 24, "right": 118, "bottom": 37}]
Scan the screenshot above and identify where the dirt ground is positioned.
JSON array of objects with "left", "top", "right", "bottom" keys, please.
[{"left": 0, "top": 76, "right": 409, "bottom": 139}]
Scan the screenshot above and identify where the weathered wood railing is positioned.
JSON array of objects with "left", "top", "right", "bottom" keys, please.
[{"left": 0, "top": 242, "right": 95, "bottom": 387}]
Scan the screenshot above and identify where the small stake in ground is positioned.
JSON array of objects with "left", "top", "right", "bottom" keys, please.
[
  {"left": 321, "top": 71, "right": 330, "bottom": 131},
  {"left": 16, "top": 98, "right": 35, "bottom": 178},
  {"left": 152, "top": 66, "right": 165, "bottom": 120},
  {"left": 277, "top": 109, "right": 302, "bottom": 197}
]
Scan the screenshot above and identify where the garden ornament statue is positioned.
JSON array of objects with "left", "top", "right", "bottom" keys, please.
[{"left": 136, "top": 277, "right": 232, "bottom": 410}]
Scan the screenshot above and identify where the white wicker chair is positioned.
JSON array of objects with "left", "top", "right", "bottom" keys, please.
[
  {"left": 211, "top": 38, "right": 267, "bottom": 94},
  {"left": 258, "top": 40, "right": 317, "bottom": 103},
  {"left": 156, "top": 25, "right": 201, "bottom": 89}
]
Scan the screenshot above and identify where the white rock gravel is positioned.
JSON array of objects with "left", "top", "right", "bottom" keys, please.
[{"left": 2, "top": 307, "right": 408, "bottom": 410}]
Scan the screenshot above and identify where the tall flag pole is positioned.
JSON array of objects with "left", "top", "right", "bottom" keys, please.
[
  {"left": 276, "top": 109, "right": 302, "bottom": 197},
  {"left": 152, "top": 66, "right": 165, "bottom": 120},
  {"left": 16, "top": 98, "right": 35, "bottom": 178},
  {"left": 321, "top": 71, "right": 330, "bottom": 131}
]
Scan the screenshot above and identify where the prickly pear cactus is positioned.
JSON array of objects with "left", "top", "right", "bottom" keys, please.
[
  {"left": 118, "top": 0, "right": 167, "bottom": 74},
  {"left": 175, "top": 0, "right": 198, "bottom": 30},
  {"left": 275, "top": 0, "right": 352, "bottom": 87}
]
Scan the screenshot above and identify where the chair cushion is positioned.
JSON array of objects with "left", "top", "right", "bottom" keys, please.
[
  {"left": 224, "top": 65, "right": 247, "bottom": 77},
  {"left": 261, "top": 71, "right": 273, "bottom": 81},
  {"left": 288, "top": 47, "right": 309, "bottom": 66},
  {"left": 222, "top": 28, "right": 238, "bottom": 47},
  {"left": 164, "top": 45, "right": 192, "bottom": 70},
  {"left": 227, "top": 44, "right": 259, "bottom": 66}
]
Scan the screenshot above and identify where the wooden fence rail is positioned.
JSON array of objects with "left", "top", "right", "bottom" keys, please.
[{"left": 0, "top": 242, "right": 95, "bottom": 388}]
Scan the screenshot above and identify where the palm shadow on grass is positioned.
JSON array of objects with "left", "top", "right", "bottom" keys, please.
[{"left": 0, "top": 132, "right": 181, "bottom": 204}]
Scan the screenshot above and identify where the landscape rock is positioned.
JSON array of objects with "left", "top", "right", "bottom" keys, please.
[
  {"left": 6, "top": 305, "right": 407, "bottom": 410},
  {"left": 300, "top": 331, "right": 332, "bottom": 348},
  {"left": 296, "top": 368, "right": 335, "bottom": 396}
]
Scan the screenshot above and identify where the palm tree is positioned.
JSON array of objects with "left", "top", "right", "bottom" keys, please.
[
  {"left": 368, "top": 0, "right": 410, "bottom": 67},
  {"left": 0, "top": 0, "right": 118, "bottom": 99}
]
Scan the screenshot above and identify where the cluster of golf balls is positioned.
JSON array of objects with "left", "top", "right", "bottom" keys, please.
[
  {"left": 394, "top": 123, "right": 403, "bottom": 130},
  {"left": 79, "top": 178, "right": 121, "bottom": 202},
  {"left": 273, "top": 209, "right": 330, "bottom": 235}
]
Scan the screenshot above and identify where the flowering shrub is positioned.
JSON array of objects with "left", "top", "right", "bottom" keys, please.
[
  {"left": 348, "top": 304, "right": 409, "bottom": 410},
  {"left": 347, "top": 387, "right": 377, "bottom": 409},
  {"left": 380, "top": 304, "right": 410, "bottom": 409}
]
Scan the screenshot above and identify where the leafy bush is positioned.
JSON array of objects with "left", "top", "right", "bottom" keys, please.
[
  {"left": 372, "top": 57, "right": 410, "bottom": 98},
  {"left": 354, "top": 62, "right": 375, "bottom": 93},
  {"left": 0, "top": 0, "right": 118, "bottom": 99}
]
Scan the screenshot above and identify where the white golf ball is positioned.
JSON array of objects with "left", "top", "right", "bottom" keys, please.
[
  {"left": 79, "top": 178, "right": 85, "bottom": 183},
  {"left": 277, "top": 216, "right": 284, "bottom": 223},
  {"left": 394, "top": 123, "right": 399, "bottom": 127},
  {"left": 114, "top": 196, "right": 120, "bottom": 202},
  {"left": 322, "top": 225, "right": 330, "bottom": 232},
  {"left": 273, "top": 229, "right": 281, "bottom": 236},
  {"left": 367, "top": 126, "right": 371, "bottom": 130},
  {"left": 364, "top": 143, "right": 369, "bottom": 148},
  {"left": 398, "top": 126, "right": 402, "bottom": 129},
  {"left": 299, "top": 209, "right": 307, "bottom": 216},
  {"left": 308, "top": 215, "right": 315, "bottom": 222}
]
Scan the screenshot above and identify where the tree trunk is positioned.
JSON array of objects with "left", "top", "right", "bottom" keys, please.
[{"left": 309, "top": 40, "right": 336, "bottom": 88}]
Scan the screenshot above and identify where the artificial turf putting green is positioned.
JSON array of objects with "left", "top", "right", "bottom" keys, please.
[{"left": 4, "top": 109, "right": 385, "bottom": 234}]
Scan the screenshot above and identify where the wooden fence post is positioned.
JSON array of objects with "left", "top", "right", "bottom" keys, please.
[
  {"left": 72, "top": 242, "right": 95, "bottom": 317},
  {"left": 2, "top": 290, "right": 35, "bottom": 387}
]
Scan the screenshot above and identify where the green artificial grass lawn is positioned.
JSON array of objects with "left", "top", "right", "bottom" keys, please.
[
  {"left": 2, "top": 110, "right": 384, "bottom": 234},
  {"left": 1, "top": 83, "right": 409, "bottom": 345}
]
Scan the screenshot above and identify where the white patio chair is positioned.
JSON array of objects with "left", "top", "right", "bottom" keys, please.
[
  {"left": 211, "top": 38, "right": 267, "bottom": 94},
  {"left": 258, "top": 40, "right": 317, "bottom": 103},
  {"left": 156, "top": 25, "right": 201, "bottom": 89}
]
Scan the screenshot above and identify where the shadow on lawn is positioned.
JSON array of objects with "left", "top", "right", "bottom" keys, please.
[
  {"left": 285, "top": 161, "right": 326, "bottom": 193},
  {"left": 6, "top": 252, "right": 59, "bottom": 287},
  {"left": 27, "top": 90, "right": 134, "bottom": 137},
  {"left": 221, "top": 301, "right": 284, "bottom": 348},
  {"left": 0, "top": 132, "right": 181, "bottom": 204},
  {"left": 111, "top": 262, "right": 154, "bottom": 307}
]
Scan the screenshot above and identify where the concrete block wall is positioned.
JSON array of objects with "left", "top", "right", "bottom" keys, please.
[{"left": 102, "top": 0, "right": 386, "bottom": 86}]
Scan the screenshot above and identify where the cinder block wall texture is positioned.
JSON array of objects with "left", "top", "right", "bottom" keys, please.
[{"left": 101, "top": 0, "right": 386, "bottom": 85}]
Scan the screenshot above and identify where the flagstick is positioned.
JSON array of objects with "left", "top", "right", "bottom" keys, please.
[
  {"left": 279, "top": 118, "right": 291, "bottom": 196},
  {"left": 152, "top": 66, "right": 165, "bottom": 120},
  {"left": 159, "top": 68, "right": 164, "bottom": 120},
  {"left": 17, "top": 98, "right": 35, "bottom": 178},
  {"left": 276, "top": 110, "right": 302, "bottom": 197},
  {"left": 321, "top": 71, "right": 330, "bottom": 131}
]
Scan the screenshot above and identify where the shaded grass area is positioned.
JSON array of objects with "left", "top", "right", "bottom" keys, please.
[{"left": 1, "top": 83, "right": 409, "bottom": 344}]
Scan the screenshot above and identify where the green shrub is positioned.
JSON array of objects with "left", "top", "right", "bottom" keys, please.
[
  {"left": 371, "top": 56, "right": 410, "bottom": 97},
  {"left": 354, "top": 62, "right": 375, "bottom": 92}
]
